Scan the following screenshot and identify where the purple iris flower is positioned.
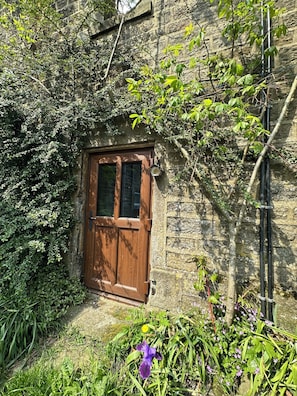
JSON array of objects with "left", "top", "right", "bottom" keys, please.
[{"left": 136, "top": 341, "right": 162, "bottom": 379}]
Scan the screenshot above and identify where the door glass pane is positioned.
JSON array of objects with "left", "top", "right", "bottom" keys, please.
[
  {"left": 120, "top": 162, "right": 141, "bottom": 218},
  {"left": 97, "top": 164, "right": 116, "bottom": 216}
]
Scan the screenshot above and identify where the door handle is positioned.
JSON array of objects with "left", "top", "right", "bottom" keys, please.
[{"left": 89, "top": 211, "right": 96, "bottom": 230}]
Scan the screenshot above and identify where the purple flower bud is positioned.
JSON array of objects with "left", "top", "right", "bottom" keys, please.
[
  {"left": 236, "top": 369, "right": 243, "bottom": 377},
  {"left": 236, "top": 365, "right": 243, "bottom": 377}
]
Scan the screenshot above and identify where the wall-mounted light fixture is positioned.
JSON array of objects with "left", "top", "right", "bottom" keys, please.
[{"left": 150, "top": 158, "right": 162, "bottom": 177}]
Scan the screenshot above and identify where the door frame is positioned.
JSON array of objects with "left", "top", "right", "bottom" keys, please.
[{"left": 83, "top": 145, "right": 154, "bottom": 304}]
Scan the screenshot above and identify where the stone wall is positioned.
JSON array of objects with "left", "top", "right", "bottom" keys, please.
[
  {"left": 56, "top": 0, "right": 85, "bottom": 16},
  {"left": 69, "top": 0, "right": 296, "bottom": 320},
  {"left": 270, "top": 0, "right": 297, "bottom": 297}
]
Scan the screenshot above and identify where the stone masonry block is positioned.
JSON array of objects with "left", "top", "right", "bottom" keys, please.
[
  {"left": 167, "top": 201, "right": 197, "bottom": 215},
  {"left": 166, "top": 236, "right": 198, "bottom": 251},
  {"left": 167, "top": 217, "right": 215, "bottom": 236},
  {"left": 166, "top": 251, "right": 198, "bottom": 272},
  {"left": 148, "top": 269, "right": 183, "bottom": 311}
]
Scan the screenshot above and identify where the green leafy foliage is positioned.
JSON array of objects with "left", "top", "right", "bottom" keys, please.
[
  {"left": 28, "top": 265, "right": 87, "bottom": 327},
  {"left": 0, "top": 268, "right": 86, "bottom": 372},
  {"left": 0, "top": 69, "right": 89, "bottom": 305},
  {"left": 210, "top": 0, "right": 286, "bottom": 50},
  {"left": 1, "top": 357, "right": 117, "bottom": 395},
  {"left": 241, "top": 323, "right": 297, "bottom": 395},
  {"left": 110, "top": 307, "right": 297, "bottom": 395},
  {"left": 126, "top": 25, "right": 271, "bottom": 219},
  {"left": 0, "top": 299, "right": 38, "bottom": 371},
  {"left": 126, "top": 0, "right": 286, "bottom": 220},
  {"left": 2, "top": 304, "right": 296, "bottom": 395},
  {"left": 107, "top": 310, "right": 220, "bottom": 394},
  {"left": 0, "top": 0, "right": 136, "bottom": 372}
]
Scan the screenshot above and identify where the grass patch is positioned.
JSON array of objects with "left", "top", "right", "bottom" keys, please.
[{"left": 100, "top": 323, "right": 128, "bottom": 344}]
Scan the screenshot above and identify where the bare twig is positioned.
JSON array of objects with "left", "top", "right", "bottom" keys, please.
[
  {"left": 101, "top": 14, "right": 125, "bottom": 81},
  {"left": 23, "top": 73, "right": 51, "bottom": 95}
]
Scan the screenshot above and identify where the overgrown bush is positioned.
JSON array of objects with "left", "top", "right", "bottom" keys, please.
[
  {"left": 29, "top": 265, "right": 86, "bottom": 326},
  {"left": 0, "top": 0, "right": 136, "bottom": 372}
]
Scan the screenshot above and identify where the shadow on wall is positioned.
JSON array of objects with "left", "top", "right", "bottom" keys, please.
[
  {"left": 188, "top": 0, "right": 217, "bottom": 26},
  {"left": 153, "top": 0, "right": 218, "bottom": 66}
]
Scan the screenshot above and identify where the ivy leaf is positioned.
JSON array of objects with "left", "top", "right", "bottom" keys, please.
[
  {"left": 209, "top": 295, "right": 219, "bottom": 304},
  {"left": 242, "top": 85, "right": 255, "bottom": 95},
  {"left": 236, "top": 63, "right": 244, "bottom": 76},
  {"left": 228, "top": 97, "right": 241, "bottom": 107},
  {"left": 214, "top": 103, "right": 227, "bottom": 113},
  {"left": 164, "top": 44, "right": 183, "bottom": 57}
]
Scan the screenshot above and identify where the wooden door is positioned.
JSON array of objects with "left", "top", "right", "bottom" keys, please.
[{"left": 84, "top": 149, "right": 152, "bottom": 303}]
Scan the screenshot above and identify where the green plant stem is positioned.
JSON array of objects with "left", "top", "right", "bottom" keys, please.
[{"left": 206, "top": 278, "right": 216, "bottom": 332}]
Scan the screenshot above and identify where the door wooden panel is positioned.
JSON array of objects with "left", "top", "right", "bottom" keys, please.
[
  {"left": 118, "top": 229, "right": 138, "bottom": 287},
  {"left": 84, "top": 149, "right": 152, "bottom": 303},
  {"left": 94, "top": 225, "right": 117, "bottom": 283}
]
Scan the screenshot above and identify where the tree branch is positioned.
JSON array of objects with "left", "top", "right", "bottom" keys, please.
[
  {"left": 172, "top": 137, "right": 232, "bottom": 222},
  {"left": 237, "top": 75, "right": 297, "bottom": 228},
  {"left": 22, "top": 73, "right": 52, "bottom": 95},
  {"left": 101, "top": 14, "right": 125, "bottom": 81}
]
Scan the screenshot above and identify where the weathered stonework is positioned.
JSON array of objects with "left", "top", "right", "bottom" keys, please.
[{"left": 68, "top": 0, "right": 296, "bottom": 325}]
